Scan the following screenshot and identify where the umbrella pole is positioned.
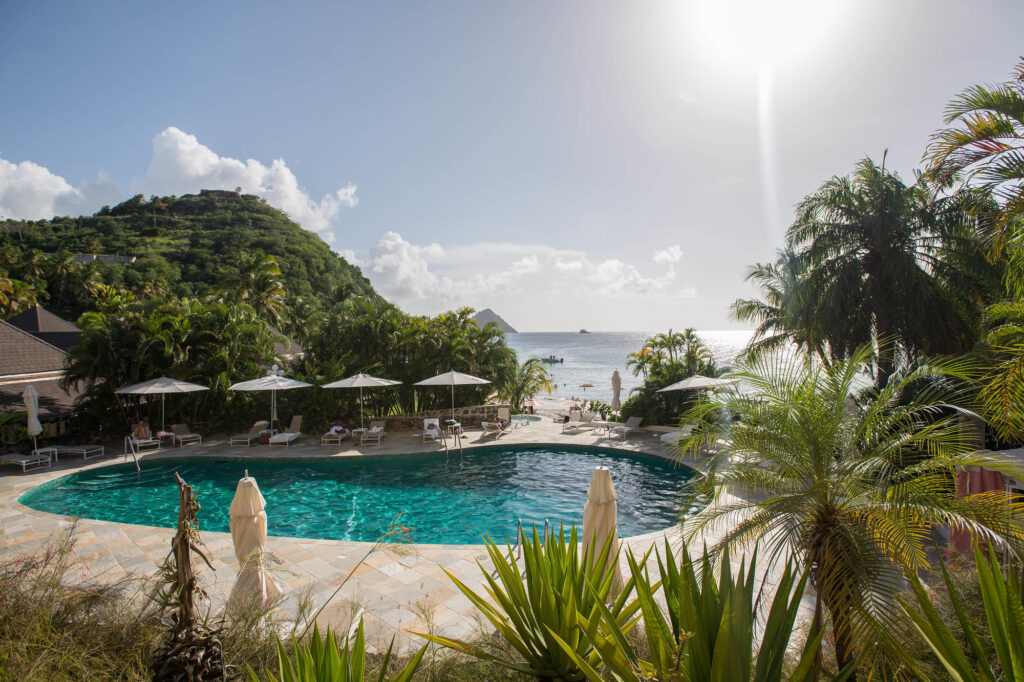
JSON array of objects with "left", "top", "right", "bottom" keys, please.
[
  {"left": 161, "top": 394, "right": 166, "bottom": 432},
  {"left": 451, "top": 385, "right": 455, "bottom": 421},
  {"left": 359, "top": 387, "right": 365, "bottom": 431}
]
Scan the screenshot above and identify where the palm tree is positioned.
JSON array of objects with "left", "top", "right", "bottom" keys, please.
[
  {"left": 219, "top": 252, "right": 287, "bottom": 324},
  {"left": 498, "top": 357, "right": 553, "bottom": 412},
  {"left": 679, "top": 346, "right": 1024, "bottom": 676},
  {"left": 787, "top": 156, "right": 973, "bottom": 386},
  {"left": 926, "top": 58, "right": 1024, "bottom": 257}
]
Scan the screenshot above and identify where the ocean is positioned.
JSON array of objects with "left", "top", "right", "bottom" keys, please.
[{"left": 504, "top": 330, "right": 754, "bottom": 405}]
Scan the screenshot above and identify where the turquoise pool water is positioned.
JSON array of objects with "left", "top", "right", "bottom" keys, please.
[{"left": 20, "top": 445, "right": 698, "bottom": 544}]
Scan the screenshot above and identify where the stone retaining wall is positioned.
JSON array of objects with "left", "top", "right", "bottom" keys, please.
[{"left": 376, "top": 404, "right": 510, "bottom": 430}]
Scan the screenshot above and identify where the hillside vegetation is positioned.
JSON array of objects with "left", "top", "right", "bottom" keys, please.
[{"left": 0, "top": 190, "right": 376, "bottom": 314}]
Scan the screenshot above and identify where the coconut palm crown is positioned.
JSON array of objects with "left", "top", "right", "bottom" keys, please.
[{"left": 677, "top": 346, "right": 1024, "bottom": 674}]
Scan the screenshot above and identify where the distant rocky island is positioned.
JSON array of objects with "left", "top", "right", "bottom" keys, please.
[{"left": 473, "top": 308, "right": 517, "bottom": 333}]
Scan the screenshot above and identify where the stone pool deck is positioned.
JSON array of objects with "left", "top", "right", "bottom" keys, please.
[{"left": 0, "top": 419, "right": 808, "bottom": 653}]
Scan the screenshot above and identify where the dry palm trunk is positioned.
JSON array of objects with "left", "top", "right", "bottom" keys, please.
[{"left": 152, "top": 473, "right": 228, "bottom": 682}]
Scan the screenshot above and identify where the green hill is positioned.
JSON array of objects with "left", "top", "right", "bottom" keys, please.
[{"left": 0, "top": 190, "right": 376, "bottom": 310}]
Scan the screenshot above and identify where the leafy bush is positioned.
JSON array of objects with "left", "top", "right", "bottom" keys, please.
[{"left": 418, "top": 524, "right": 635, "bottom": 680}]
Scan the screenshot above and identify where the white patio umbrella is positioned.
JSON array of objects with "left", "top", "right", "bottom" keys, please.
[
  {"left": 227, "top": 474, "right": 281, "bottom": 608},
  {"left": 229, "top": 371, "right": 312, "bottom": 431},
  {"left": 583, "top": 466, "right": 622, "bottom": 592},
  {"left": 657, "top": 375, "right": 739, "bottom": 393},
  {"left": 320, "top": 373, "right": 402, "bottom": 430},
  {"left": 114, "top": 376, "right": 209, "bottom": 431},
  {"left": 610, "top": 370, "right": 622, "bottom": 412},
  {"left": 414, "top": 371, "right": 491, "bottom": 420},
  {"left": 23, "top": 384, "right": 42, "bottom": 451}
]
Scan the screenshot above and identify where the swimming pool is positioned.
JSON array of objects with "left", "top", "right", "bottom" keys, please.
[{"left": 20, "top": 445, "right": 699, "bottom": 545}]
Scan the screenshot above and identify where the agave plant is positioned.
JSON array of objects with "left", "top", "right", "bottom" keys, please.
[
  {"left": 417, "top": 524, "right": 637, "bottom": 681},
  {"left": 552, "top": 541, "right": 840, "bottom": 682},
  {"left": 898, "top": 544, "right": 1024, "bottom": 681},
  {"left": 262, "top": 621, "right": 425, "bottom": 682}
]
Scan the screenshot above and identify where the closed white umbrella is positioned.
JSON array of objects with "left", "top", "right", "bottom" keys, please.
[
  {"left": 320, "top": 373, "right": 401, "bottom": 430},
  {"left": 227, "top": 475, "right": 281, "bottom": 608},
  {"left": 610, "top": 370, "right": 622, "bottom": 412},
  {"left": 657, "top": 375, "right": 739, "bottom": 393},
  {"left": 23, "top": 384, "right": 42, "bottom": 451},
  {"left": 414, "top": 371, "right": 490, "bottom": 420},
  {"left": 229, "top": 372, "right": 312, "bottom": 431},
  {"left": 115, "top": 376, "right": 210, "bottom": 431},
  {"left": 583, "top": 466, "right": 621, "bottom": 592}
]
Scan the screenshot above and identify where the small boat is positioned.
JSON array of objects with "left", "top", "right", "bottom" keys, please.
[
  {"left": 579, "top": 329, "right": 590, "bottom": 334},
  {"left": 541, "top": 355, "right": 563, "bottom": 364}
]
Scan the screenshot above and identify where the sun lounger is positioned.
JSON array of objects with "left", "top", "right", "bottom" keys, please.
[
  {"left": 481, "top": 421, "right": 511, "bottom": 439},
  {"left": 171, "top": 423, "right": 202, "bottom": 447},
  {"left": 269, "top": 415, "right": 303, "bottom": 446},
  {"left": 55, "top": 444, "right": 105, "bottom": 460},
  {"left": 0, "top": 452, "right": 52, "bottom": 472},
  {"left": 230, "top": 420, "right": 270, "bottom": 447},
  {"left": 422, "top": 418, "right": 441, "bottom": 442},
  {"left": 361, "top": 421, "right": 386, "bottom": 445},
  {"left": 321, "top": 427, "right": 350, "bottom": 446},
  {"left": 125, "top": 435, "right": 160, "bottom": 455},
  {"left": 562, "top": 411, "right": 597, "bottom": 433},
  {"left": 609, "top": 416, "right": 642, "bottom": 439}
]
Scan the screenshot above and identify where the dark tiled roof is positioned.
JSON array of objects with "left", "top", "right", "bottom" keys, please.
[
  {"left": 6, "top": 305, "right": 81, "bottom": 333},
  {"left": 0, "top": 377, "right": 79, "bottom": 420},
  {"left": 0, "top": 321, "right": 67, "bottom": 376},
  {"left": 6, "top": 306, "right": 82, "bottom": 351}
]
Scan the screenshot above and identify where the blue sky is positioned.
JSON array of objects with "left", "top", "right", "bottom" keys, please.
[{"left": 2, "top": 1, "right": 1022, "bottom": 330}]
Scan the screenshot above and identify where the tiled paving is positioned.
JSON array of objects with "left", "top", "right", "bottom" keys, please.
[{"left": 0, "top": 419, "right": 810, "bottom": 653}]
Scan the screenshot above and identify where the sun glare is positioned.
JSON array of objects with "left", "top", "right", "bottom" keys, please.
[{"left": 692, "top": 0, "right": 843, "bottom": 69}]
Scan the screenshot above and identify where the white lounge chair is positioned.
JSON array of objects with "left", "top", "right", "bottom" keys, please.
[
  {"left": 321, "top": 426, "right": 350, "bottom": 446},
  {"left": 0, "top": 452, "right": 51, "bottom": 472},
  {"left": 481, "top": 421, "right": 511, "bottom": 439},
  {"left": 54, "top": 444, "right": 104, "bottom": 460},
  {"left": 230, "top": 420, "right": 269, "bottom": 447},
  {"left": 563, "top": 411, "right": 597, "bottom": 433},
  {"left": 422, "top": 418, "right": 441, "bottom": 442},
  {"left": 659, "top": 425, "right": 693, "bottom": 445},
  {"left": 361, "top": 421, "right": 387, "bottom": 445},
  {"left": 269, "top": 416, "right": 303, "bottom": 446},
  {"left": 171, "top": 423, "right": 202, "bottom": 447},
  {"left": 125, "top": 434, "right": 160, "bottom": 455},
  {"left": 609, "top": 416, "right": 643, "bottom": 439}
]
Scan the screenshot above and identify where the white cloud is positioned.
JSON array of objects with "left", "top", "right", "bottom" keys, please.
[
  {"left": 0, "top": 159, "right": 122, "bottom": 220},
  {"left": 134, "top": 127, "right": 356, "bottom": 238},
  {"left": 653, "top": 244, "right": 683, "bottom": 266},
  {"left": 351, "top": 233, "right": 697, "bottom": 321}
]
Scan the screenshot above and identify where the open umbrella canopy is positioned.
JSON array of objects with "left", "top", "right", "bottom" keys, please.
[
  {"left": 320, "top": 373, "right": 401, "bottom": 389},
  {"left": 413, "top": 371, "right": 490, "bottom": 387},
  {"left": 115, "top": 376, "right": 210, "bottom": 395},
  {"left": 320, "top": 373, "right": 401, "bottom": 429},
  {"left": 657, "top": 375, "right": 739, "bottom": 393},
  {"left": 230, "top": 375, "right": 312, "bottom": 431},
  {"left": 228, "top": 375, "right": 313, "bottom": 391},
  {"left": 115, "top": 376, "right": 210, "bottom": 431},
  {"left": 414, "top": 371, "right": 490, "bottom": 420}
]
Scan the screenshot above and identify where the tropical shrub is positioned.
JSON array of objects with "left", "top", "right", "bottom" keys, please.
[
  {"left": 898, "top": 544, "right": 1024, "bottom": 681},
  {"left": 264, "top": 622, "right": 425, "bottom": 682},
  {"left": 678, "top": 345, "right": 1024, "bottom": 673},
  {"left": 418, "top": 524, "right": 636, "bottom": 681},
  {"left": 621, "top": 328, "right": 718, "bottom": 426},
  {"left": 553, "top": 541, "right": 836, "bottom": 682}
]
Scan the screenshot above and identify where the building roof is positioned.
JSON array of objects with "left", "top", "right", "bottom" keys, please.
[
  {"left": 6, "top": 305, "right": 83, "bottom": 351},
  {"left": 6, "top": 305, "right": 81, "bottom": 334},
  {"left": 0, "top": 321, "right": 67, "bottom": 376},
  {"left": 267, "top": 325, "right": 304, "bottom": 358},
  {"left": 0, "top": 377, "right": 78, "bottom": 420}
]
